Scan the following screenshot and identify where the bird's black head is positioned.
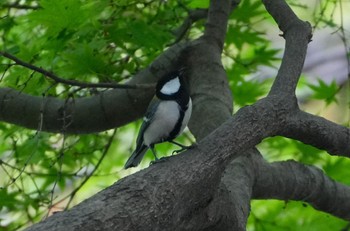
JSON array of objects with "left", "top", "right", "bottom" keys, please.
[{"left": 156, "top": 70, "right": 190, "bottom": 104}]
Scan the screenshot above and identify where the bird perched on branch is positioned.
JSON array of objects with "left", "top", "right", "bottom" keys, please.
[{"left": 124, "top": 69, "right": 192, "bottom": 168}]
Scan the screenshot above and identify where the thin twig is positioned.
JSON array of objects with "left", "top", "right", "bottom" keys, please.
[
  {"left": 171, "top": 8, "right": 208, "bottom": 44},
  {"left": 46, "top": 134, "right": 66, "bottom": 219},
  {"left": 47, "top": 129, "right": 118, "bottom": 211},
  {"left": 0, "top": 51, "right": 154, "bottom": 89},
  {"left": 5, "top": 135, "right": 41, "bottom": 187},
  {"left": 2, "top": 3, "right": 40, "bottom": 10},
  {"left": 65, "top": 129, "right": 118, "bottom": 209}
]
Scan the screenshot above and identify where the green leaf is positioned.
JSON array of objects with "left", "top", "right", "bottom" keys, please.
[
  {"left": 232, "top": 79, "right": 269, "bottom": 106},
  {"left": 108, "top": 20, "right": 171, "bottom": 50},
  {"left": 294, "top": 141, "right": 324, "bottom": 165},
  {"left": 324, "top": 158, "right": 350, "bottom": 185},
  {"left": 232, "top": 0, "right": 266, "bottom": 23},
  {"left": 0, "top": 15, "right": 16, "bottom": 33},
  {"left": 308, "top": 79, "right": 339, "bottom": 105},
  {"left": 16, "top": 135, "right": 51, "bottom": 165},
  {"left": 249, "top": 200, "right": 348, "bottom": 231},
  {"left": 187, "top": 0, "right": 210, "bottom": 8},
  {"left": 28, "top": 0, "right": 88, "bottom": 37},
  {"left": 61, "top": 41, "right": 107, "bottom": 77},
  {"left": 226, "top": 25, "right": 266, "bottom": 49},
  {"left": 0, "top": 188, "right": 19, "bottom": 210}
]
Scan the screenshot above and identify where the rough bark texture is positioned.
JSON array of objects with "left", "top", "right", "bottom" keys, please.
[{"left": 0, "top": 0, "right": 348, "bottom": 230}]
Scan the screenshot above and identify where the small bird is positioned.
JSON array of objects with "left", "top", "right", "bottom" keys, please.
[{"left": 124, "top": 69, "right": 192, "bottom": 168}]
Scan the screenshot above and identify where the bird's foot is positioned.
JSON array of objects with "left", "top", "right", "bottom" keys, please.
[
  {"left": 172, "top": 143, "right": 197, "bottom": 155},
  {"left": 149, "top": 157, "right": 167, "bottom": 166}
]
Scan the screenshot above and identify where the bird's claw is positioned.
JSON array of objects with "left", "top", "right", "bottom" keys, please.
[
  {"left": 172, "top": 149, "right": 183, "bottom": 155},
  {"left": 172, "top": 143, "right": 197, "bottom": 155},
  {"left": 149, "top": 157, "right": 167, "bottom": 166}
]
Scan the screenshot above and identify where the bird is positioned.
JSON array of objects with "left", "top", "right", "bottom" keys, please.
[{"left": 124, "top": 69, "right": 192, "bottom": 169}]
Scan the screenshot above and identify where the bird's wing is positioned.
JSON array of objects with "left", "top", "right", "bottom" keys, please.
[
  {"left": 124, "top": 98, "right": 160, "bottom": 169},
  {"left": 135, "top": 97, "right": 159, "bottom": 149}
]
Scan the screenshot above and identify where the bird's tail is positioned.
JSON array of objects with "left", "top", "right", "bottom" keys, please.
[{"left": 124, "top": 145, "right": 148, "bottom": 169}]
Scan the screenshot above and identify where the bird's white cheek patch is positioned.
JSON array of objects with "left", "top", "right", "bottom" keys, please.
[{"left": 160, "top": 77, "right": 180, "bottom": 95}]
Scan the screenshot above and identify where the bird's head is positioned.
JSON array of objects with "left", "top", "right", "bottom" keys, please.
[{"left": 155, "top": 69, "right": 190, "bottom": 101}]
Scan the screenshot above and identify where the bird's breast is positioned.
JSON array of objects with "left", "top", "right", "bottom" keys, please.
[{"left": 143, "top": 101, "right": 181, "bottom": 146}]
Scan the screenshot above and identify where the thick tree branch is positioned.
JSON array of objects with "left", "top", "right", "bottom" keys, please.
[
  {"left": 223, "top": 149, "right": 350, "bottom": 222},
  {"left": 252, "top": 154, "right": 350, "bottom": 220},
  {"left": 204, "top": 0, "right": 241, "bottom": 50},
  {"left": 280, "top": 110, "right": 350, "bottom": 157},
  {"left": 221, "top": 150, "right": 256, "bottom": 231},
  {"left": 186, "top": 0, "right": 236, "bottom": 140},
  {"left": 203, "top": 0, "right": 234, "bottom": 50},
  {"left": 262, "top": 0, "right": 312, "bottom": 96}
]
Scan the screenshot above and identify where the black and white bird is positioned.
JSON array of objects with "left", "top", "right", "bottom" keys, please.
[{"left": 124, "top": 70, "right": 192, "bottom": 169}]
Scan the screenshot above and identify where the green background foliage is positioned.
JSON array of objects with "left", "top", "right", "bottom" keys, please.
[{"left": 0, "top": 0, "right": 349, "bottom": 230}]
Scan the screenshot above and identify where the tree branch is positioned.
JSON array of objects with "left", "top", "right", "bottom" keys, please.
[
  {"left": 223, "top": 149, "right": 350, "bottom": 222},
  {"left": 0, "top": 51, "right": 154, "bottom": 89},
  {"left": 280, "top": 110, "right": 350, "bottom": 157},
  {"left": 186, "top": 0, "right": 237, "bottom": 140},
  {"left": 261, "top": 0, "right": 350, "bottom": 157},
  {"left": 221, "top": 150, "right": 256, "bottom": 230},
  {"left": 262, "top": 0, "right": 312, "bottom": 96},
  {"left": 203, "top": 0, "right": 240, "bottom": 50},
  {"left": 171, "top": 8, "right": 208, "bottom": 44},
  {"left": 1, "top": 3, "right": 40, "bottom": 10},
  {"left": 252, "top": 153, "right": 350, "bottom": 220}
]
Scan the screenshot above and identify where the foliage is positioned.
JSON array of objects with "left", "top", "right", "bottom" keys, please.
[
  {"left": 248, "top": 200, "right": 348, "bottom": 231},
  {"left": 308, "top": 79, "right": 339, "bottom": 105},
  {"left": 0, "top": 0, "right": 349, "bottom": 230}
]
